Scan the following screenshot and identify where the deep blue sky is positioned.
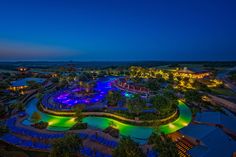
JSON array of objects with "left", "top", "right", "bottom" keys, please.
[{"left": 0, "top": 0, "right": 236, "bottom": 61}]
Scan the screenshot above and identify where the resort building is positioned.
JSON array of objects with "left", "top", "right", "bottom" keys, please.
[
  {"left": 194, "top": 111, "right": 236, "bottom": 135},
  {"left": 129, "top": 66, "right": 169, "bottom": 80},
  {"left": 180, "top": 111, "right": 236, "bottom": 157},
  {"left": 113, "top": 78, "right": 150, "bottom": 94},
  {"left": 186, "top": 127, "right": 236, "bottom": 157},
  {"left": 173, "top": 67, "right": 210, "bottom": 79},
  {"left": 9, "top": 78, "right": 46, "bottom": 91}
]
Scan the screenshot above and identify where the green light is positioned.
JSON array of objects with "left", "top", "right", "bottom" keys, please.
[
  {"left": 23, "top": 98, "right": 192, "bottom": 139},
  {"left": 82, "top": 101, "right": 192, "bottom": 139},
  {"left": 124, "top": 92, "right": 134, "bottom": 98}
]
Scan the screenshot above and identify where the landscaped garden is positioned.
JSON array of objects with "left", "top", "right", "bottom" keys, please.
[
  {"left": 21, "top": 76, "right": 192, "bottom": 140},
  {"left": 2, "top": 64, "right": 235, "bottom": 157}
]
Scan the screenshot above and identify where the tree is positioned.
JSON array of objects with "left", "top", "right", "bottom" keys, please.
[
  {"left": 184, "top": 90, "right": 202, "bottom": 103},
  {"left": 26, "top": 80, "right": 41, "bottom": 89},
  {"left": 30, "top": 111, "right": 41, "bottom": 123},
  {"left": 106, "top": 90, "right": 123, "bottom": 106},
  {"left": 73, "top": 106, "right": 84, "bottom": 123},
  {"left": 37, "top": 84, "right": 44, "bottom": 93},
  {"left": 97, "top": 70, "right": 107, "bottom": 77},
  {"left": 0, "top": 103, "right": 6, "bottom": 115},
  {"left": 193, "top": 80, "right": 210, "bottom": 92},
  {"left": 0, "top": 123, "right": 8, "bottom": 136},
  {"left": 113, "top": 137, "right": 145, "bottom": 157},
  {"left": 151, "top": 91, "right": 178, "bottom": 117},
  {"left": 162, "top": 90, "right": 177, "bottom": 101},
  {"left": 127, "top": 94, "right": 145, "bottom": 116},
  {"left": 84, "top": 83, "right": 93, "bottom": 93},
  {"left": 12, "top": 101, "right": 25, "bottom": 112},
  {"left": 153, "top": 120, "right": 162, "bottom": 134},
  {"left": 69, "top": 72, "right": 77, "bottom": 78},
  {"left": 229, "top": 71, "right": 236, "bottom": 82},
  {"left": 36, "top": 93, "right": 43, "bottom": 101},
  {"left": 51, "top": 77, "right": 59, "bottom": 83},
  {"left": 0, "top": 81, "right": 9, "bottom": 90},
  {"left": 58, "top": 79, "right": 68, "bottom": 88},
  {"left": 16, "top": 102, "right": 25, "bottom": 112},
  {"left": 50, "top": 134, "right": 83, "bottom": 157},
  {"left": 149, "top": 133, "right": 179, "bottom": 157},
  {"left": 78, "top": 72, "right": 93, "bottom": 81},
  {"left": 145, "top": 79, "right": 160, "bottom": 91},
  {"left": 152, "top": 95, "right": 171, "bottom": 116},
  {"left": 68, "top": 72, "right": 76, "bottom": 82}
]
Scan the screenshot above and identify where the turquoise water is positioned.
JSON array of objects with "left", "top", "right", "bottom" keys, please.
[
  {"left": 83, "top": 116, "right": 153, "bottom": 144},
  {"left": 158, "top": 101, "right": 192, "bottom": 134},
  {"left": 82, "top": 101, "right": 192, "bottom": 142},
  {"left": 22, "top": 98, "right": 76, "bottom": 131},
  {"left": 23, "top": 98, "right": 192, "bottom": 144}
]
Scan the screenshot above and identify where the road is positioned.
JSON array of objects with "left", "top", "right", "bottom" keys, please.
[{"left": 217, "top": 66, "right": 236, "bottom": 93}]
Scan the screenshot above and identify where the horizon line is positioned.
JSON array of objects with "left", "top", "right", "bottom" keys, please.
[{"left": 0, "top": 60, "right": 236, "bottom": 63}]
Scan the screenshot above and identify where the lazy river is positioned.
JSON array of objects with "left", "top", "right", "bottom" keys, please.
[{"left": 22, "top": 98, "right": 192, "bottom": 144}]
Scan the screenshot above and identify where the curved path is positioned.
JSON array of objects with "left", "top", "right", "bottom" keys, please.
[{"left": 22, "top": 98, "right": 192, "bottom": 143}]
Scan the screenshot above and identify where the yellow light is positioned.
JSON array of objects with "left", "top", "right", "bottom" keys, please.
[
  {"left": 70, "top": 117, "right": 76, "bottom": 122},
  {"left": 169, "top": 124, "right": 175, "bottom": 128},
  {"left": 182, "top": 122, "right": 188, "bottom": 126}
]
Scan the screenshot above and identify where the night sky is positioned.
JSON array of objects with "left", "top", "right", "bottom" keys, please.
[{"left": 0, "top": 0, "right": 236, "bottom": 61}]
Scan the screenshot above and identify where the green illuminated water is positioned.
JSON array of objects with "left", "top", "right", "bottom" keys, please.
[
  {"left": 82, "top": 116, "right": 153, "bottom": 142},
  {"left": 158, "top": 101, "right": 192, "bottom": 134},
  {"left": 22, "top": 98, "right": 76, "bottom": 131},
  {"left": 23, "top": 98, "right": 191, "bottom": 142},
  {"left": 82, "top": 101, "right": 192, "bottom": 139}
]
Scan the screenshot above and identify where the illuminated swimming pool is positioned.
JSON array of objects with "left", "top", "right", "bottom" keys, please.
[
  {"left": 41, "top": 77, "right": 118, "bottom": 111},
  {"left": 23, "top": 98, "right": 76, "bottom": 131},
  {"left": 82, "top": 101, "right": 192, "bottom": 142},
  {"left": 23, "top": 98, "right": 191, "bottom": 143},
  {"left": 41, "top": 77, "right": 133, "bottom": 111}
]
